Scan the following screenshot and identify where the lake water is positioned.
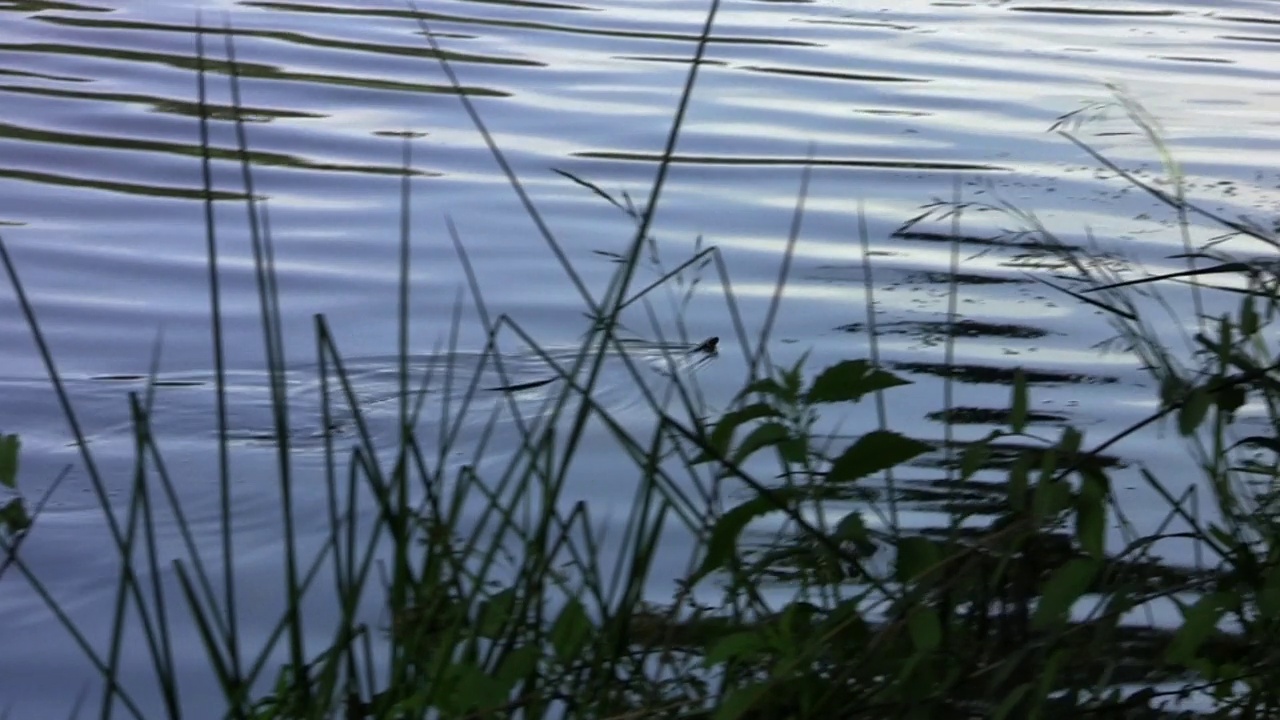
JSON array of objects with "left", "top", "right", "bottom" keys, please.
[{"left": 1, "top": 0, "right": 1278, "bottom": 715}]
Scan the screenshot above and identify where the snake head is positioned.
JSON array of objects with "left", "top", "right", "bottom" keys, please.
[{"left": 694, "top": 336, "right": 720, "bottom": 354}]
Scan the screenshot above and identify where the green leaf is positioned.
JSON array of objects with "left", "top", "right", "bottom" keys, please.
[
  {"left": 741, "top": 377, "right": 790, "bottom": 402},
  {"left": 0, "top": 434, "right": 18, "bottom": 489},
  {"left": 906, "top": 606, "right": 941, "bottom": 651},
  {"left": 1, "top": 498, "right": 30, "bottom": 535},
  {"left": 1214, "top": 664, "right": 1242, "bottom": 696},
  {"left": 705, "top": 631, "right": 770, "bottom": 666},
  {"left": 779, "top": 601, "right": 820, "bottom": 636},
  {"left": 778, "top": 435, "right": 808, "bottom": 465},
  {"left": 960, "top": 441, "right": 992, "bottom": 481},
  {"left": 713, "top": 684, "right": 767, "bottom": 720},
  {"left": 1166, "top": 592, "right": 1230, "bottom": 665},
  {"left": 1260, "top": 562, "right": 1280, "bottom": 618},
  {"left": 689, "top": 488, "right": 804, "bottom": 586},
  {"left": 895, "top": 536, "right": 939, "bottom": 584},
  {"left": 1075, "top": 498, "right": 1104, "bottom": 560},
  {"left": 550, "top": 598, "right": 593, "bottom": 662},
  {"left": 1008, "top": 455, "right": 1031, "bottom": 511},
  {"left": 1033, "top": 558, "right": 1098, "bottom": 630},
  {"left": 835, "top": 512, "right": 877, "bottom": 557},
  {"left": 1241, "top": 295, "right": 1259, "bottom": 337},
  {"left": 828, "top": 431, "right": 931, "bottom": 484},
  {"left": 805, "top": 360, "right": 910, "bottom": 404},
  {"left": 1057, "top": 426, "right": 1083, "bottom": 457},
  {"left": 1035, "top": 650, "right": 1067, "bottom": 707},
  {"left": 1075, "top": 467, "right": 1108, "bottom": 559},
  {"left": 1010, "top": 369, "right": 1028, "bottom": 433},
  {"left": 450, "top": 661, "right": 501, "bottom": 714},
  {"left": 1178, "top": 386, "right": 1210, "bottom": 435},
  {"left": 1033, "top": 478, "right": 1072, "bottom": 522},
  {"left": 824, "top": 598, "right": 869, "bottom": 640},
  {"left": 494, "top": 643, "right": 539, "bottom": 687},
  {"left": 1216, "top": 385, "right": 1246, "bottom": 416},
  {"left": 477, "top": 588, "right": 518, "bottom": 637},
  {"left": 731, "top": 422, "right": 790, "bottom": 466},
  {"left": 780, "top": 354, "right": 809, "bottom": 399},
  {"left": 697, "top": 403, "right": 782, "bottom": 463}
]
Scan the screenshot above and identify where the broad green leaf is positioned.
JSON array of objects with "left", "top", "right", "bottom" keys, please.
[
  {"left": 1032, "top": 558, "right": 1098, "bottom": 630},
  {"left": 1010, "top": 369, "right": 1028, "bottom": 433},
  {"left": 494, "top": 643, "right": 539, "bottom": 687},
  {"left": 780, "top": 355, "right": 808, "bottom": 401},
  {"left": 1178, "top": 387, "right": 1210, "bottom": 436},
  {"left": 1075, "top": 498, "right": 1105, "bottom": 560},
  {"left": 822, "top": 600, "right": 870, "bottom": 650},
  {"left": 697, "top": 403, "right": 782, "bottom": 463},
  {"left": 1214, "top": 664, "right": 1242, "bottom": 696},
  {"left": 1216, "top": 385, "right": 1246, "bottom": 416},
  {"left": 1057, "top": 426, "right": 1082, "bottom": 457},
  {"left": 731, "top": 422, "right": 790, "bottom": 466},
  {"left": 835, "top": 512, "right": 877, "bottom": 557},
  {"left": 828, "top": 431, "right": 931, "bottom": 484},
  {"left": 451, "top": 661, "right": 501, "bottom": 715},
  {"left": 779, "top": 435, "right": 808, "bottom": 465},
  {"left": 1032, "top": 478, "right": 1072, "bottom": 522},
  {"left": 805, "top": 360, "right": 910, "bottom": 404},
  {"left": 1241, "top": 295, "right": 1259, "bottom": 337},
  {"left": 705, "top": 631, "right": 770, "bottom": 666},
  {"left": 477, "top": 588, "right": 518, "bottom": 637},
  {"left": 688, "top": 488, "right": 805, "bottom": 586},
  {"left": 779, "top": 601, "right": 820, "bottom": 636},
  {"left": 1035, "top": 446, "right": 1058, "bottom": 483},
  {"left": 713, "top": 683, "right": 767, "bottom": 720},
  {"left": 1007, "top": 455, "right": 1031, "bottom": 511},
  {"left": 960, "top": 441, "right": 992, "bottom": 481},
  {"left": 550, "top": 598, "right": 593, "bottom": 662},
  {"left": 906, "top": 606, "right": 941, "bottom": 651},
  {"left": 895, "top": 536, "right": 939, "bottom": 584},
  {"left": 1036, "top": 650, "right": 1066, "bottom": 705},
  {"left": 1166, "top": 592, "right": 1230, "bottom": 665},
  {"left": 1261, "top": 562, "right": 1280, "bottom": 618},
  {"left": 1075, "top": 467, "right": 1108, "bottom": 559},
  {"left": 0, "top": 434, "right": 18, "bottom": 489},
  {"left": 740, "top": 377, "right": 789, "bottom": 402},
  {"left": 1, "top": 498, "right": 30, "bottom": 535}
]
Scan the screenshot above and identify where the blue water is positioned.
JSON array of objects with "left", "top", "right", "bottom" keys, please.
[{"left": 1, "top": 0, "right": 1278, "bottom": 715}]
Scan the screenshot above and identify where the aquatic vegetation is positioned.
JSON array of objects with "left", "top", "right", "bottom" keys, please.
[
  {"left": 0, "top": 433, "right": 32, "bottom": 576},
  {"left": 2, "top": 5, "right": 1280, "bottom": 720}
]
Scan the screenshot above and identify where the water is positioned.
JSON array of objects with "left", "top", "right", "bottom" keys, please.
[{"left": 1, "top": 0, "right": 1278, "bottom": 715}]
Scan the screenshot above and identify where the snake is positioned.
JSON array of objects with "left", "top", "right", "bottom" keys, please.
[{"left": 56, "top": 335, "right": 722, "bottom": 452}]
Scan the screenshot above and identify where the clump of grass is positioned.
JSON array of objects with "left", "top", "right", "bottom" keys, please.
[
  {"left": 1, "top": 4, "right": 748, "bottom": 718},
  {"left": 891, "top": 89, "right": 1280, "bottom": 717}
]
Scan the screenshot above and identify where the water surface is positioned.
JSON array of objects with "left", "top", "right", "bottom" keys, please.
[{"left": 1, "top": 0, "right": 1278, "bottom": 715}]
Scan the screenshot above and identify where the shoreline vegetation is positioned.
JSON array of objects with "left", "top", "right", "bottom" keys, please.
[{"left": 3, "top": 4, "right": 1280, "bottom": 719}]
